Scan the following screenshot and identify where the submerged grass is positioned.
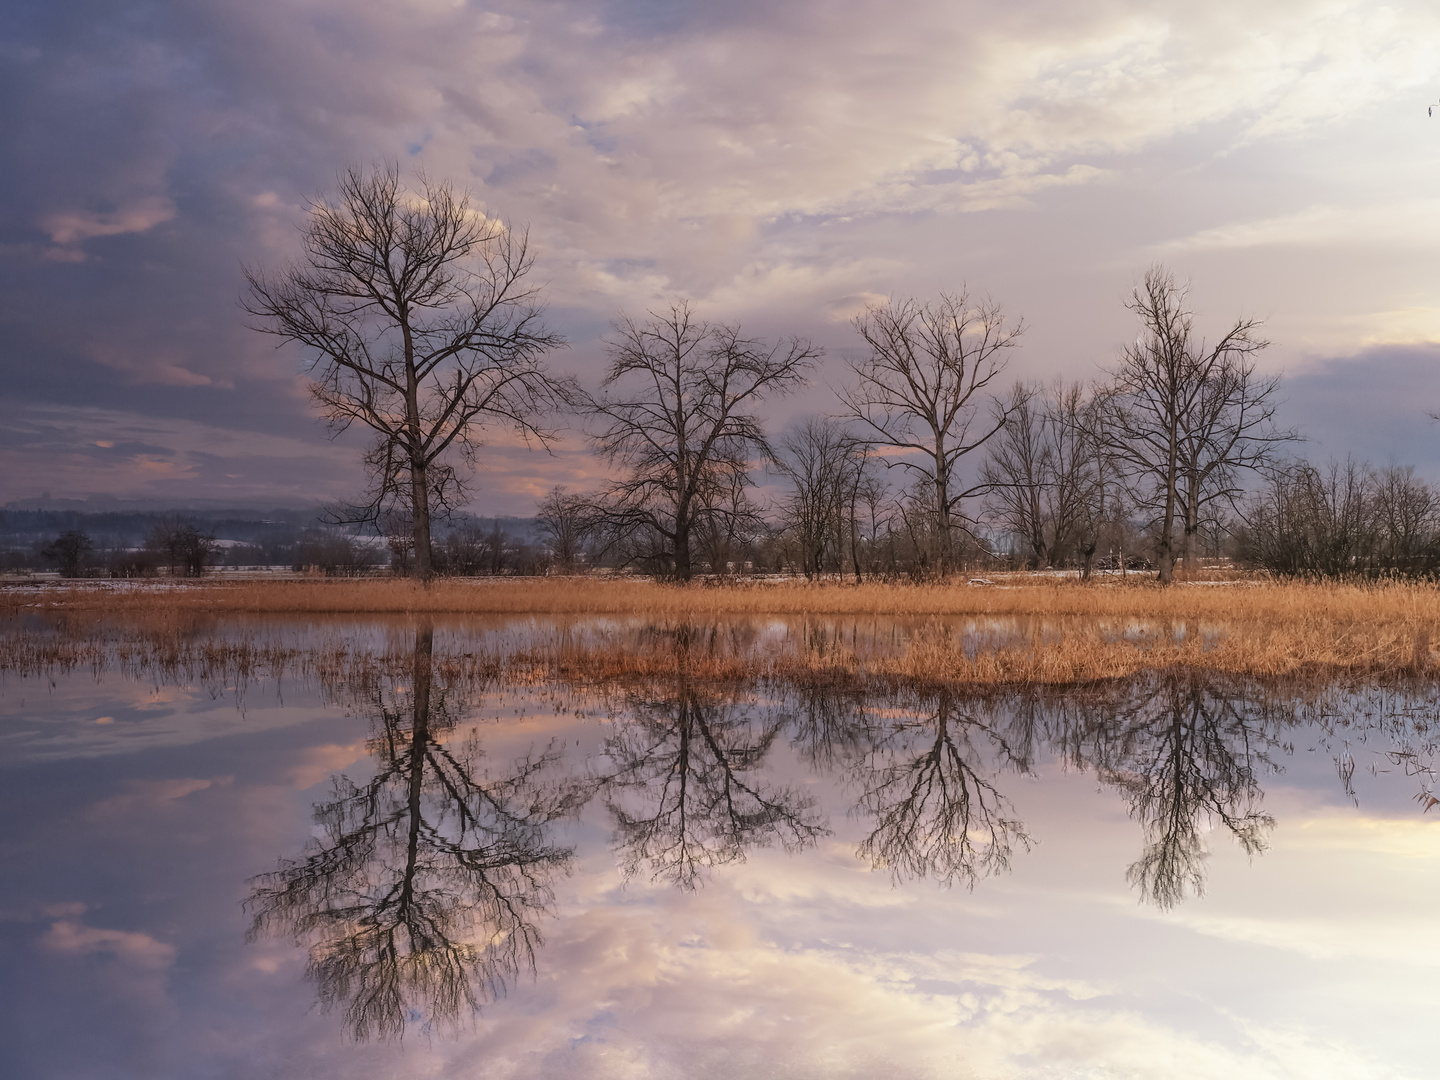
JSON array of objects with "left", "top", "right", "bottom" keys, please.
[
  {"left": 4, "top": 581, "right": 1440, "bottom": 687},
  {"left": 5, "top": 574, "right": 1440, "bottom": 684}
]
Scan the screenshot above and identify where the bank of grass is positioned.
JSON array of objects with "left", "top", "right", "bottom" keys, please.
[
  {"left": 0, "top": 570, "right": 1430, "bottom": 621},
  {"left": 5, "top": 573, "right": 1440, "bottom": 685}
]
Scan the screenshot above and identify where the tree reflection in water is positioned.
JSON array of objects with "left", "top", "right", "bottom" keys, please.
[
  {"left": 850, "top": 689, "right": 1033, "bottom": 887},
  {"left": 245, "top": 622, "right": 582, "bottom": 1040},
  {"left": 788, "top": 670, "right": 1281, "bottom": 904},
  {"left": 1058, "top": 670, "right": 1280, "bottom": 908},
  {"left": 598, "top": 627, "right": 828, "bottom": 888},
  {"left": 243, "top": 617, "right": 1347, "bottom": 1043}
]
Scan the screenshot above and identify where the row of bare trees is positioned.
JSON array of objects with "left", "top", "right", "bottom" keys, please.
[
  {"left": 246, "top": 164, "right": 1338, "bottom": 584},
  {"left": 765, "top": 269, "right": 1289, "bottom": 582},
  {"left": 1234, "top": 460, "right": 1440, "bottom": 576}
]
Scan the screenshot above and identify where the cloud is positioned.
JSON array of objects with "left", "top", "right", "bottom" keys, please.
[
  {"left": 43, "top": 196, "right": 175, "bottom": 246},
  {"left": 41, "top": 919, "right": 176, "bottom": 969},
  {"left": 0, "top": 404, "right": 365, "bottom": 506},
  {"left": 287, "top": 743, "right": 366, "bottom": 789},
  {"left": 1162, "top": 199, "right": 1440, "bottom": 254},
  {"left": 7, "top": 0, "right": 1440, "bottom": 511}
]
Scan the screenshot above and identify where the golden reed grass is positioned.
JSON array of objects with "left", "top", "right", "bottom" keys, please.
[
  {"left": 4, "top": 572, "right": 1438, "bottom": 621},
  {"left": 5, "top": 576, "right": 1440, "bottom": 686}
]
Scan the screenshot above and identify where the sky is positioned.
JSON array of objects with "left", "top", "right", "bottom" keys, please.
[{"left": 4, "top": 0, "right": 1440, "bottom": 514}]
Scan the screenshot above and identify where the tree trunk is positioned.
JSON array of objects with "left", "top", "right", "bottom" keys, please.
[
  {"left": 1030, "top": 534, "right": 1048, "bottom": 570},
  {"left": 1157, "top": 429, "right": 1178, "bottom": 585},
  {"left": 411, "top": 457, "right": 433, "bottom": 582},
  {"left": 850, "top": 503, "right": 862, "bottom": 584},
  {"left": 1182, "top": 474, "right": 1201, "bottom": 571},
  {"left": 934, "top": 462, "right": 952, "bottom": 577},
  {"left": 674, "top": 522, "right": 693, "bottom": 581}
]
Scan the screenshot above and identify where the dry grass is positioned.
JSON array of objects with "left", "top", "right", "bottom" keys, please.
[{"left": 3, "top": 572, "right": 1438, "bottom": 622}]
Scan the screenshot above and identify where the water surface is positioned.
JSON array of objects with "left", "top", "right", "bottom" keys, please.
[{"left": 2, "top": 616, "right": 1438, "bottom": 1079}]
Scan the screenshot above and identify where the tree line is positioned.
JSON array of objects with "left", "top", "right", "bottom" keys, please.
[{"left": 26, "top": 162, "right": 1411, "bottom": 585}]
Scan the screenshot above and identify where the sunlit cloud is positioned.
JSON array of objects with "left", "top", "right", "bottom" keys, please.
[{"left": 43, "top": 196, "right": 175, "bottom": 247}]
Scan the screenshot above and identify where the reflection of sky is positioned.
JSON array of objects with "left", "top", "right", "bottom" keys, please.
[{"left": 3, "top": 662, "right": 1439, "bottom": 1078}]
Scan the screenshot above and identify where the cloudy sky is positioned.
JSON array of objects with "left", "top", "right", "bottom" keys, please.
[{"left": 4, "top": 0, "right": 1440, "bottom": 513}]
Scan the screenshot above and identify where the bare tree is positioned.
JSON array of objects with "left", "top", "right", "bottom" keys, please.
[
  {"left": 1095, "top": 266, "right": 1276, "bottom": 583},
  {"left": 1056, "top": 383, "right": 1124, "bottom": 579},
  {"left": 42, "top": 530, "right": 94, "bottom": 578},
  {"left": 849, "top": 469, "right": 892, "bottom": 580},
  {"left": 844, "top": 292, "right": 1023, "bottom": 575},
  {"left": 535, "top": 486, "right": 590, "bottom": 573},
  {"left": 1174, "top": 347, "right": 1294, "bottom": 568},
  {"left": 576, "top": 301, "right": 819, "bottom": 580},
  {"left": 1065, "top": 671, "right": 1277, "bottom": 908},
  {"left": 146, "top": 518, "right": 216, "bottom": 577},
  {"left": 245, "top": 163, "right": 567, "bottom": 581},
  {"left": 599, "top": 679, "right": 827, "bottom": 889},
  {"left": 774, "top": 415, "right": 864, "bottom": 579},
  {"left": 854, "top": 689, "right": 1031, "bottom": 887},
  {"left": 982, "top": 381, "right": 1103, "bottom": 569}
]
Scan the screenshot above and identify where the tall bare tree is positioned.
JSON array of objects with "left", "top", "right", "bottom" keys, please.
[
  {"left": 599, "top": 673, "right": 827, "bottom": 889},
  {"left": 576, "top": 301, "right": 818, "bottom": 580},
  {"left": 245, "top": 163, "right": 567, "bottom": 581},
  {"left": 1173, "top": 355, "right": 1293, "bottom": 567},
  {"left": 844, "top": 292, "right": 1023, "bottom": 575},
  {"left": 1094, "top": 266, "right": 1276, "bottom": 583},
  {"left": 1066, "top": 671, "right": 1277, "bottom": 908}
]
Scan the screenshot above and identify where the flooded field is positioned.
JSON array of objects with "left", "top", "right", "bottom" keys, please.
[{"left": 3, "top": 614, "right": 1439, "bottom": 1078}]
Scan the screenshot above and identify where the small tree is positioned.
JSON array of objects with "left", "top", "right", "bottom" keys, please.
[
  {"left": 246, "top": 163, "right": 568, "bottom": 581},
  {"left": 294, "top": 530, "right": 377, "bottom": 576},
  {"left": 844, "top": 291, "right": 1023, "bottom": 576},
  {"left": 774, "top": 416, "right": 864, "bottom": 579},
  {"left": 576, "top": 301, "right": 818, "bottom": 580},
  {"left": 535, "top": 487, "right": 590, "bottom": 573},
  {"left": 982, "top": 381, "right": 1105, "bottom": 571},
  {"left": 42, "top": 530, "right": 93, "bottom": 578},
  {"left": 146, "top": 519, "right": 216, "bottom": 577}
]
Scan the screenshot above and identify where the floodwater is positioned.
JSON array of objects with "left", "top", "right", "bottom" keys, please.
[{"left": 2, "top": 616, "right": 1439, "bottom": 1080}]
